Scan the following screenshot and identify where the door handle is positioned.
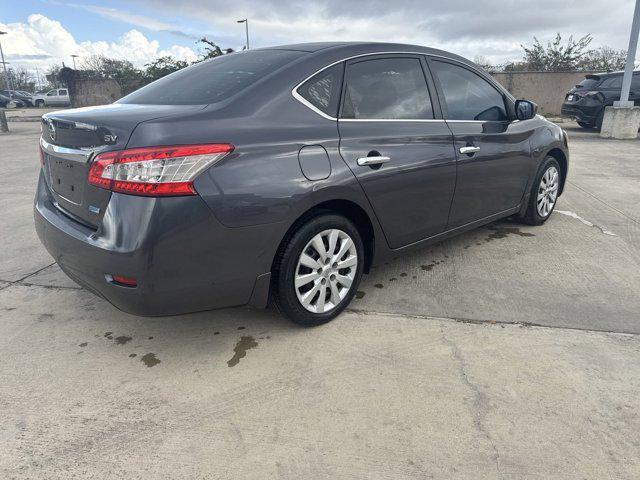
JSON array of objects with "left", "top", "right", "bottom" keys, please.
[
  {"left": 459, "top": 146, "right": 480, "bottom": 155},
  {"left": 357, "top": 155, "right": 391, "bottom": 166}
]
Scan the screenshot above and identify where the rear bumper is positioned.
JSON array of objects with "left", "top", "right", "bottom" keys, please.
[
  {"left": 34, "top": 171, "right": 280, "bottom": 316},
  {"left": 561, "top": 103, "right": 600, "bottom": 123}
]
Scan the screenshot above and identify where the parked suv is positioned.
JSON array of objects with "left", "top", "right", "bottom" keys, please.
[
  {"left": 33, "top": 88, "right": 71, "bottom": 107},
  {"left": 34, "top": 43, "right": 569, "bottom": 325},
  {"left": 561, "top": 71, "right": 640, "bottom": 130}
]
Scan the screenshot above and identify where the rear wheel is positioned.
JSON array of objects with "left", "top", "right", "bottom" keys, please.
[
  {"left": 595, "top": 109, "right": 605, "bottom": 131},
  {"left": 518, "top": 156, "right": 561, "bottom": 226},
  {"left": 35, "top": 99, "right": 44, "bottom": 107},
  {"left": 271, "top": 214, "right": 364, "bottom": 326},
  {"left": 577, "top": 121, "right": 593, "bottom": 129}
]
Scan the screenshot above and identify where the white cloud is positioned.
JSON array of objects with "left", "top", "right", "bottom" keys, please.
[{"left": 0, "top": 14, "right": 198, "bottom": 74}]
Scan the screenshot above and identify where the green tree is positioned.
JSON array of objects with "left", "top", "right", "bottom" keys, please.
[
  {"left": 143, "top": 56, "right": 190, "bottom": 82},
  {"left": 521, "top": 33, "right": 593, "bottom": 71},
  {"left": 580, "top": 46, "right": 627, "bottom": 71}
]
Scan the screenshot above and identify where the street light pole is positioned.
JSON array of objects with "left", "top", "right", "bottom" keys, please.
[
  {"left": 71, "top": 54, "right": 79, "bottom": 70},
  {"left": 617, "top": 0, "right": 640, "bottom": 107},
  {"left": 237, "top": 19, "right": 250, "bottom": 50},
  {"left": 0, "top": 31, "right": 12, "bottom": 96}
]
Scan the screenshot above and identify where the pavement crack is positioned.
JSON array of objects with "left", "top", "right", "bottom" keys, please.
[
  {"left": 347, "top": 308, "right": 640, "bottom": 336},
  {"left": 567, "top": 180, "right": 639, "bottom": 225},
  {"left": 0, "top": 262, "right": 57, "bottom": 291},
  {"left": 555, "top": 210, "right": 616, "bottom": 236},
  {"left": 440, "top": 328, "right": 502, "bottom": 477}
]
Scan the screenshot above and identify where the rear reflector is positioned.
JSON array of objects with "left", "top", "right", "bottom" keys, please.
[
  {"left": 107, "top": 274, "right": 138, "bottom": 287},
  {"left": 88, "top": 143, "right": 234, "bottom": 197}
]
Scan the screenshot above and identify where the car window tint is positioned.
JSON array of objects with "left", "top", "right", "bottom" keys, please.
[
  {"left": 341, "top": 58, "right": 433, "bottom": 120},
  {"left": 600, "top": 77, "right": 622, "bottom": 89},
  {"left": 432, "top": 60, "right": 508, "bottom": 121},
  {"left": 119, "top": 50, "right": 305, "bottom": 105},
  {"left": 297, "top": 63, "right": 344, "bottom": 117}
]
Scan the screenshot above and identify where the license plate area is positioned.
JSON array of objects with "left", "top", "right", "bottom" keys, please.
[{"left": 48, "top": 154, "right": 87, "bottom": 205}]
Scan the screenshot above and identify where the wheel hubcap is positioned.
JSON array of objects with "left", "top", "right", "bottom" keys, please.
[
  {"left": 295, "top": 229, "right": 357, "bottom": 314},
  {"left": 536, "top": 166, "right": 559, "bottom": 218}
]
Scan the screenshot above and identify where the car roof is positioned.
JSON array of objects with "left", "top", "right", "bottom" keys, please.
[
  {"left": 587, "top": 70, "right": 640, "bottom": 79},
  {"left": 262, "top": 41, "right": 471, "bottom": 64}
]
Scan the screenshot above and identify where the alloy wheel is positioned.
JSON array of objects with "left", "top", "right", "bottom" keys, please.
[
  {"left": 536, "top": 165, "right": 559, "bottom": 218},
  {"left": 294, "top": 229, "right": 358, "bottom": 314}
]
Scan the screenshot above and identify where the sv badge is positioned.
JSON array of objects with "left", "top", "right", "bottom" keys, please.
[{"left": 104, "top": 134, "right": 118, "bottom": 144}]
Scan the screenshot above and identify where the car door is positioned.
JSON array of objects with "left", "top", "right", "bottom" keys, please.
[
  {"left": 631, "top": 75, "right": 640, "bottom": 105},
  {"left": 58, "top": 89, "right": 69, "bottom": 105},
  {"left": 428, "top": 58, "right": 533, "bottom": 228},
  {"left": 45, "top": 89, "right": 58, "bottom": 106},
  {"left": 337, "top": 55, "right": 457, "bottom": 249}
]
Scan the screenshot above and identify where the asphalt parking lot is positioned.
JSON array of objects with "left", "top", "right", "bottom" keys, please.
[{"left": 1, "top": 120, "right": 639, "bottom": 479}]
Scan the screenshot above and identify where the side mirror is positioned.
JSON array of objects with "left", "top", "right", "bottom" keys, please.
[{"left": 515, "top": 99, "right": 537, "bottom": 120}]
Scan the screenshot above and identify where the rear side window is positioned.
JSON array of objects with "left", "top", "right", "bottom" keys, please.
[
  {"left": 600, "top": 77, "right": 622, "bottom": 89},
  {"left": 431, "top": 60, "right": 508, "bottom": 121},
  {"left": 120, "top": 50, "right": 305, "bottom": 105},
  {"left": 576, "top": 77, "right": 600, "bottom": 89},
  {"left": 341, "top": 57, "right": 433, "bottom": 120},
  {"left": 297, "top": 63, "right": 344, "bottom": 117}
]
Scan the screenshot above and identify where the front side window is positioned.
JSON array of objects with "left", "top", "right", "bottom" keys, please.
[
  {"left": 341, "top": 57, "right": 433, "bottom": 120},
  {"left": 297, "top": 63, "right": 344, "bottom": 117},
  {"left": 59, "top": 89, "right": 68, "bottom": 95},
  {"left": 431, "top": 60, "right": 508, "bottom": 121},
  {"left": 47, "top": 90, "right": 56, "bottom": 96}
]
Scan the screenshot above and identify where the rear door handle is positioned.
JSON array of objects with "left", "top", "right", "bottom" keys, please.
[
  {"left": 357, "top": 156, "right": 391, "bottom": 166},
  {"left": 459, "top": 146, "right": 480, "bottom": 155}
]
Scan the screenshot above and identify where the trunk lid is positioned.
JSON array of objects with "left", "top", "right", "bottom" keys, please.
[{"left": 41, "top": 104, "right": 205, "bottom": 228}]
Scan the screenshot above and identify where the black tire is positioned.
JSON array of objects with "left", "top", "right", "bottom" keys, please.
[
  {"left": 518, "top": 156, "right": 562, "bottom": 226},
  {"left": 595, "top": 109, "right": 605, "bottom": 132},
  {"left": 35, "top": 99, "right": 44, "bottom": 107},
  {"left": 577, "top": 121, "right": 593, "bottom": 129},
  {"left": 271, "top": 213, "right": 364, "bottom": 326}
]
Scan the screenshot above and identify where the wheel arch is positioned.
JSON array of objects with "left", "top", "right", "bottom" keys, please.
[
  {"left": 271, "top": 198, "right": 376, "bottom": 275},
  {"left": 546, "top": 147, "right": 568, "bottom": 195}
]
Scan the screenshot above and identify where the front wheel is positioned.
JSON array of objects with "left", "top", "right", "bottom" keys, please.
[
  {"left": 271, "top": 214, "right": 364, "bottom": 326},
  {"left": 518, "top": 156, "right": 561, "bottom": 226}
]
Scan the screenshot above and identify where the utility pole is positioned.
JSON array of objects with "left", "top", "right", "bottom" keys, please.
[
  {"left": 616, "top": 0, "right": 640, "bottom": 107},
  {"left": 0, "top": 31, "right": 13, "bottom": 97},
  {"left": 237, "top": 19, "right": 250, "bottom": 50},
  {"left": 601, "top": 0, "right": 640, "bottom": 138}
]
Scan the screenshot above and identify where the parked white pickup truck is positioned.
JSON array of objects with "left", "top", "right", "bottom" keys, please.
[{"left": 33, "top": 88, "right": 71, "bottom": 107}]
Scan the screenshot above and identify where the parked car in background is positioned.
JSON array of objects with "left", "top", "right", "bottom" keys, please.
[
  {"left": 0, "top": 90, "right": 33, "bottom": 107},
  {"left": 561, "top": 70, "right": 640, "bottom": 130},
  {"left": 35, "top": 42, "right": 569, "bottom": 326},
  {"left": 32, "top": 88, "right": 71, "bottom": 107},
  {"left": 0, "top": 93, "right": 26, "bottom": 108}
]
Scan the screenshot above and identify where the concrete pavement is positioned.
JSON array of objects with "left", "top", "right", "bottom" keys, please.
[{"left": 0, "top": 121, "right": 639, "bottom": 479}]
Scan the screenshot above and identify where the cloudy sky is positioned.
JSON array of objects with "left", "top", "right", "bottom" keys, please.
[{"left": 1, "top": 0, "right": 638, "bottom": 80}]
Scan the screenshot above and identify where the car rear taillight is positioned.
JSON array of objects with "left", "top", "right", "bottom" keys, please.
[{"left": 88, "top": 143, "right": 234, "bottom": 197}]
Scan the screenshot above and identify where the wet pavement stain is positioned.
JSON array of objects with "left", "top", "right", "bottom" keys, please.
[
  {"left": 148, "top": 336, "right": 154, "bottom": 340},
  {"left": 114, "top": 336, "right": 132, "bottom": 345},
  {"left": 129, "top": 353, "right": 137, "bottom": 358},
  {"left": 78, "top": 342, "right": 88, "bottom": 347},
  {"left": 104, "top": 332, "right": 112, "bottom": 337},
  {"left": 485, "top": 225, "right": 535, "bottom": 242},
  {"left": 421, "top": 263, "right": 436, "bottom": 271},
  {"left": 400, "top": 273, "right": 407, "bottom": 277},
  {"left": 237, "top": 326, "right": 246, "bottom": 330},
  {"left": 213, "top": 331, "right": 220, "bottom": 335},
  {"left": 374, "top": 284, "right": 384, "bottom": 289},
  {"left": 355, "top": 291, "right": 366, "bottom": 299},
  {"left": 389, "top": 277, "right": 397, "bottom": 282},
  {"left": 141, "top": 353, "right": 160, "bottom": 368},
  {"left": 227, "top": 336, "right": 258, "bottom": 367}
]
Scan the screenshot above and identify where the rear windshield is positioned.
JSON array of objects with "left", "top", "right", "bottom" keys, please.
[
  {"left": 119, "top": 50, "right": 305, "bottom": 105},
  {"left": 575, "top": 77, "right": 600, "bottom": 89}
]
